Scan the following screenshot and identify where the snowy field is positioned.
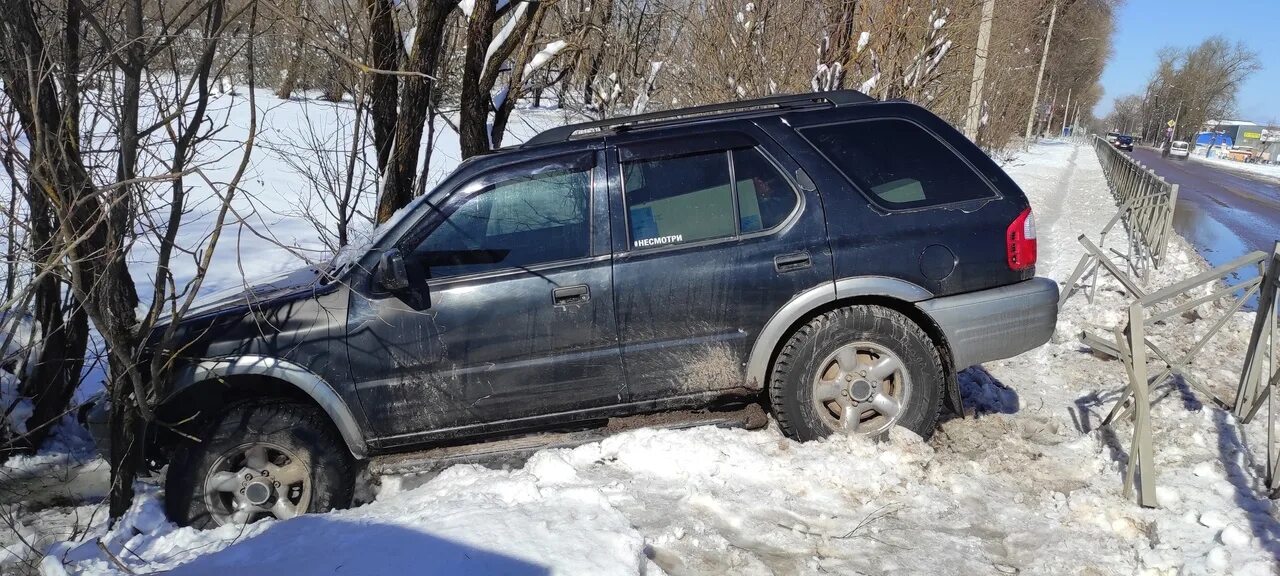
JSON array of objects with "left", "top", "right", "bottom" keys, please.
[{"left": 3, "top": 93, "right": 1280, "bottom": 575}]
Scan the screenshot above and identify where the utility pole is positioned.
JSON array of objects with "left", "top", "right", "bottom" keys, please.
[
  {"left": 964, "top": 0, "right": 996, "bottom": 140},
  {"left": 1162, "top": 99, "right": 1182, "bottom": 158},
  {"left": 1024, "top": 0, "right": 1058, "bottom": 141},
  {"left": 1172, "top": 100, "right": 1181, "bottom": 142},
  {"left": 1059, "top": 87, "right": 1072, "bottom": 137}
]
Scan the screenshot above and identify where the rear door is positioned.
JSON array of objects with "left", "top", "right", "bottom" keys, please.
[{"left": 605, "top": 124, "right": 832, "bottom": 401}]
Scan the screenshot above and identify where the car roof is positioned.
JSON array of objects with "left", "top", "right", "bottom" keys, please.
[{"left": 518, "top": 90, "right": 875, "bottom": 149}]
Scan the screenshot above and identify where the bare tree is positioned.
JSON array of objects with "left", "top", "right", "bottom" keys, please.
[{"left": 0, "top": 0, "right": 262, "bottom": 517}]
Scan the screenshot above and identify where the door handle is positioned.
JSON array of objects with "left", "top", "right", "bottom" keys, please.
[
  {"left": 774, "top": 252, "right": 812, "bottom": 273},
  {"left": 552, "top": 284, "right": 590, "bottom": 305}
]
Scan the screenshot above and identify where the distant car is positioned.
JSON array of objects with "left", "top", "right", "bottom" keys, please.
[
  {"left": 1106, "top": 132, "right": 1120, "bottom": 145},
  {"left": 1116, "top": 135, "right": 1134, "bottom": 151},
  {"left": 1169, "top": 141, "right": 1189, "bottom": 160}
]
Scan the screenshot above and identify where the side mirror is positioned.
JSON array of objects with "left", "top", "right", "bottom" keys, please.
[{"left": 376, "top": 249, "right": 409, "bottom": 291}]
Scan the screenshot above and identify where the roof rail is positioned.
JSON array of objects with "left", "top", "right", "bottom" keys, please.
[{"left": 522, "top": 90, "right": 874, "bottom": 148}]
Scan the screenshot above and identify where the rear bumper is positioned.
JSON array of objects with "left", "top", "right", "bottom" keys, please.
[{"left": 917, "top": 277, "right": 1058, "bottom": 369}]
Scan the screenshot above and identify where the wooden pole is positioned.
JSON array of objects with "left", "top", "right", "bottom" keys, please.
[
  {"left": 1024, "top": 0, "right": 1058, "bottom": 140},
  {"left": 1059, "top": 87, "right": 1072, "bottom": 137},
  {"left": 964, "top": 0, "right": 996, "bottom": 140}
]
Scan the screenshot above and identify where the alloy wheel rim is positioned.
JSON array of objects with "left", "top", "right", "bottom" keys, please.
[
  {"left": 811, "top": 341, "right": 911, "bottom": 436},
  {"left": 203, "top": 441, "right": 311, "bottom": 526}
]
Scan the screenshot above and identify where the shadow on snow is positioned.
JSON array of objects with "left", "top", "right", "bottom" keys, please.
[{"left": 165, "top": 515, "right": 550, "bottom": 576}]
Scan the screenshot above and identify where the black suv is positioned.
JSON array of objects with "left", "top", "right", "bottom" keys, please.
[{"left": 141, "top": 91, "right": 1057, "bottom": 527}]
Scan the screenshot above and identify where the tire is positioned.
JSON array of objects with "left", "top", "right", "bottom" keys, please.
[
  {"left": 769, "top": 305, "right": 944, "bottom": 442},
  {"left": 165, "top": 400, "right": 356, "bottom": 528}
]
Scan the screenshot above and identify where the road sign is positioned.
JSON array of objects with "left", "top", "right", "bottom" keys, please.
[{"left": 1166, "top": 119, "right": 1176, "bottom": 128}]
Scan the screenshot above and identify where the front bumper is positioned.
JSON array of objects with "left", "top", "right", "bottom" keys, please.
[{"left": 917, "top": 277, "right": 1059, "bottom": 369}]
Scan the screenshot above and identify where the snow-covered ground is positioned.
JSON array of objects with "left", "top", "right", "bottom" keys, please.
[
  {"left": 1188, "top": 153, "right": 1280, "bottom": 183},
  {"left": 3, "top": 102, "right": 1279, "bottom": 575}
]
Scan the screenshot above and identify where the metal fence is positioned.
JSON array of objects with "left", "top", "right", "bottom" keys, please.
[
  {"left": 1091, "top": 136, "right": 1180, "bottom": 271},
  {"left": 1080, "top": 242, "right": 1280, "bottom": 506},
  {"left": 1062, "top": 137, "right": 1280, "bottom": 506}
]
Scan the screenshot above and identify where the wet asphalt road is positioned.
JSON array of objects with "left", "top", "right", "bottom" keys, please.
[{"left": 1125, "top": 147, "right": 1280, "bottom": 269}]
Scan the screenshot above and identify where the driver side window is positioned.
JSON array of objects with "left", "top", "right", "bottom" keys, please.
[{"left": 413, "top": 167, "right": 592, "bottom": 279}]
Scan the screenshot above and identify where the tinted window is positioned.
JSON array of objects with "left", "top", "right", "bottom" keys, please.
[
  {"left": 733, "top": 148, "right": 797, "bottom": 232},
  {"left": 801, "top": 119, "right": 996, "bottom": 209},
  {"left": 623, "top": 151, "right": 735, "bottom": 249},
  {"left": 414, "top": 167, "right": 590, "bottom": 278}
]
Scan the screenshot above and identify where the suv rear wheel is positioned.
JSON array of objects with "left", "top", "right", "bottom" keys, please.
[
  {"left": 769, "top": 305, "right": 943, "bottom": 441},
  {"left": 166, "top": 401, "right": 355, "bottom": 528}
]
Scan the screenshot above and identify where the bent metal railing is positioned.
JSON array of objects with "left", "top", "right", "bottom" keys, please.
[
  {"left": 1091, "top": 135, "right": 1179, "bottom": 271},
  {"left": 1082, "top": 243, "right": 1280, "bottom": 506}
]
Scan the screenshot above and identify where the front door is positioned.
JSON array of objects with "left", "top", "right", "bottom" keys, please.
[
  {"left": 346, "top": 152, "right": 625, "bottom": 444},
  {"left": 606, "top": 126, "right": 833, "bottom": 402}
]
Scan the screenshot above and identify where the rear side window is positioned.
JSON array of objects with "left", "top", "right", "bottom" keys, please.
[
  {"left": 621, "top": 148, "right": 798, "bottom": 250},
  {"left": 624, "top": 152, "right": 736, "bottom": 248},
  {"left": 800, "top": 119, "right": 997, "bottom": 210}
]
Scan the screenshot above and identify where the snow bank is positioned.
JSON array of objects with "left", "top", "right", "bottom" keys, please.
[
  {"left": 62, "top": 460, "right": 646, "bottom": 576},
  {"left": 1188, "top": 154, "right": 1280, "bottom": 183}
]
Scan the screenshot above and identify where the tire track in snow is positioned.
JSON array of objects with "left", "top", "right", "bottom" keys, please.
[{"left": 1034, "top": 143, "right": 1079, "bottom": 278}]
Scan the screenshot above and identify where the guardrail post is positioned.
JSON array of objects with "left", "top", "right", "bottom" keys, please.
[
  {"left": 1236, "top": 243, "right": 1280, "bottom": 420},
  {"left": 1157, "top": 183, "right": 1179, "bottom": 267},
  {"left": 1125, "top": 301, "right": 1158, "bottom": 507}
]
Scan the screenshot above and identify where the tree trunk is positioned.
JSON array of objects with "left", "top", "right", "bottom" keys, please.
[
  {"left": 376, "top": 0, "right": 455, "bottom": 223},
  {"left": 460, "top": 1, "right": 537, "bottom": 158},
  {"left": 104, "top": 0, "right": 148, "bottom": 519},
  {"left": 18, "top": 184, "right": 88, "bottom": 451},
  {"left": 107, "top": 368, "right": 142, "bottom": 517},
  {"left": 275, "top": 0, "right": 307, "bottom": 100},
  {"left": 458, "top": 0, "right": 496, "bottom": 159},
  {"left": 492, "top": 6, "right": 549, "bottom": 150},
  {"left": 363, "top": 0, "right": 400, "bottom": 172}
]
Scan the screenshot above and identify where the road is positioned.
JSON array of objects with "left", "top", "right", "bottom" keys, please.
[{"left": 1126, "top": 147, "right": 1280, "bottom": 270}]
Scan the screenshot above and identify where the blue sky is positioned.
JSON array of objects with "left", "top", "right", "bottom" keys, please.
[{"left": 1097, "top": 0, "right": 1278, "bottom": 123}]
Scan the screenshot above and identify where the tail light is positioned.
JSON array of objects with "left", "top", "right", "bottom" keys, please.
[{"left": 1006, "top": 207, "right": 1036, "bottom": 271}]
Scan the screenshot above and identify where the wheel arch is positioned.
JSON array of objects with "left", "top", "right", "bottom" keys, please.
[
  {"left": 747, "top": 278, "right": 962, "bottom": 414},
  {"left": 157, "top": 356, "right": 368, "bottom": 460}
]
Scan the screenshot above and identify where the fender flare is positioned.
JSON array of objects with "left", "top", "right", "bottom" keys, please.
[
  {"left": 178, "top": 355, "right": 369, "bottom": 459},
  {"left": 745, "top": 277, "right": 937, "bottom": 387}
]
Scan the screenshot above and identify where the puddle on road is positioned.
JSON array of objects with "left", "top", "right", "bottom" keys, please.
[{"left": 1172, "top": 201, "right": 1266, "bottom": 311}]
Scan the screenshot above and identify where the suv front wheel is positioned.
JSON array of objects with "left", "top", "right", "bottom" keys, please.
[
  {"left": 165, "top": 401, "right": 356, "bottom": 528},
  {"left": 769, "top": 305, "right": 944, "bottom": 441}
]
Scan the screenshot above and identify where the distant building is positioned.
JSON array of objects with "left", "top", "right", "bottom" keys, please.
[{"left": 1202, "top": 119, "right": 1265, "bottom": 149}]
